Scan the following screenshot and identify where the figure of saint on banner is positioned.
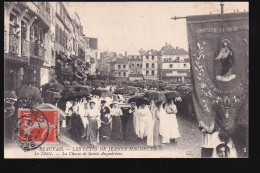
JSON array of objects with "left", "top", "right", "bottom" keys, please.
[{"left": 215, "top": 39, "right": 236, "bottom": 82}]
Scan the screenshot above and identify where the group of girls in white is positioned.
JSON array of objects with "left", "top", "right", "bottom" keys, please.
[
  {"left": 65, "top": 95, "right": 180, "bottom": 148},
  {"left": 127, "top": 99, "right": 181, "bottom": 148}
]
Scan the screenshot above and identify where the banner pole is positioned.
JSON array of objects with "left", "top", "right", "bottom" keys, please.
[
  {"left": 170, "top": 16, "right": 186, "bottom": 20},
  {"left": 220, "top": 2, "right": 224, "bottom": 14}
]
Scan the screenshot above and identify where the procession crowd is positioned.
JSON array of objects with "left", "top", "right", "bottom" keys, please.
[
  {"left": 4, "top": 79, "right": 239, "bottom": 158},
  {"left": 64, "top": 94, "right": 180, "bottom": 148}
]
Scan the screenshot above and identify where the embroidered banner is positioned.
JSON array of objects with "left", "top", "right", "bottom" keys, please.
[{"left": 186, "top": 12, "right": 248, "bottom": 133}]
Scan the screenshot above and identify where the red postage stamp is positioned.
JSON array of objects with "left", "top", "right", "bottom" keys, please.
[{"left": 16, "top": 109, "right": 59, "bottom": 151}]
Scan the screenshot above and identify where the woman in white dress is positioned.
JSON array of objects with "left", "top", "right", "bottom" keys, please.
[
  {"left": 158, "top": 102, "right": 171, "bottom": 144},
  {"left": 152, "top": 101, "right": 163, "bottom": 148},
  {"left": 85, "top": 101, "right": 101, "bottom": 146},
  {"left": 136, "top": 104, "right": 152, "bottom": 140},
  {"left": 147, "top": 100, "right": 156, "bottom": 146},
  {"left": 164, "top": 99, "right": 180, "bottom": 142}
]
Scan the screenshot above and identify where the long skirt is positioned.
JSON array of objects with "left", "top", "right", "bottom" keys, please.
[
  {"left": 147, "top": 119, "right": 155, "bottom": 146},
  {"left": 66, "top": 116, "right": 71, "bottom": 129},
  {"left": 168, "top": 113, "right": 180, "bottom": 139},
  {"left": 100, "top": 112, "right": 112, "bottom": 138},
  {"left": 71, "top": 115, "right": 84, "bottom": 143},
  {"left": 100, "top": 122, "right": 112, "bottom": 138},
  {"left": 139, "top": 120, "right": 148, "bottom": 139},
  {"left": 87, "top": 118, "right": 98, "bottom": 145},
  {"left": 159, "top": 114, "right": 170, "bottom": 144},
  {"left": 112, "top": 116, "right": 123, "bottom": 140},
  {"left": 125, "top": 114, "right": 138, "bottom": 141},
  {"left": 153, "top": 118, "right": 162, "bottom": 146}
]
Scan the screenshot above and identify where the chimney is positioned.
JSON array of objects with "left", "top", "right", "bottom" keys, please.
[{"left": 125, "top": 51, "right": 127, "bottom": 57}]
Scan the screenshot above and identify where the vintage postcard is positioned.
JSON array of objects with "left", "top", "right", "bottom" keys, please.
[{"left": 4, "top": 1, "right": 248, "bottom": 158}]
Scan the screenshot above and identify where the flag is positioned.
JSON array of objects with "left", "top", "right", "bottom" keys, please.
[{"left": 186, "top": 12, "right": 249, "bottom": 134}]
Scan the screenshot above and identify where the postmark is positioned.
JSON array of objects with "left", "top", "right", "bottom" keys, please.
[{"left": 14, "top": 107, "right": 59, "bottom": 151}]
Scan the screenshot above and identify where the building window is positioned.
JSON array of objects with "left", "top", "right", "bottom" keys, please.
[
  {"left": 137, "top": 64, "right": 139, "bottom": 67},
  {"left": 46, "top": 3, "right": 51, "bottom": 14},
  {"left": 10, "top": 13, "right": 17, "bottom": 23},
  {"left": 118, "top": 65, "right": 121, "bottom": 69},
  {"left": 123, "top": 65, "right": 126, "bottom": 69},
  {"left": 169, "top": 64, "right": 173, "bottom": 68},
  {"left": 152, "top": 56, "right": 154, "bottom": 60},
  {"left": 132, "top": 64, "right": 134, "bottom": 68},
  {"left": 146, "top": 70, "right": 149, "bottom": 75},
  {"left": 152, "top": 70, "right": 155, "bottom": 75},
  {"left": 152, "top": 63, "right": 155, "bottom": 68},
  {"left": 140, "top": 64, "right": 142, "bottom": 68},
  {"left": 184, "top": 63, "right": 187, "bottom": 68},
  {"left": 118, "top": 72, "right": 121, "bottom": 76},
  {"left": 132, "top": 56, "right": 134, "bottom": 58},
  {"left": 146, "top": 63, "right": 149, "bottom": 68},
  {"left": 55, "top": 25, "right": 59, "bottom": 42},
  {"left": 60, "top": 6, "right": 63, "bottom": 16},
  {"left": 123, "top": 72, "right": 126, "bottom": 76},
  {"left": 65, "top": 34, "right": 68, "bottom": 49},
  {"left": 73, "top": 38, "right": 76, "bottom": 51},
  {"left": 146, "top": 56, "right": 149, "bottom": 60}
]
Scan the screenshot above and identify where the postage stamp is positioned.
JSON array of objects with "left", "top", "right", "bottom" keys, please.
[{"left": 14, "top": 108, "right": 59, "bottom": 151}]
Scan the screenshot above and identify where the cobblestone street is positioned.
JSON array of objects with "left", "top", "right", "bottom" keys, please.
[
  {"left": 162, "top": 114, "right": 202, "bottom": 158},
  {"left": 82, "top": 113, "right": 203, "bottom": 158}
]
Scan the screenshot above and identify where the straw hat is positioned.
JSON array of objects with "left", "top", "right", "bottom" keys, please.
[{"left": 113, "top": 101, "right": 118, "bottom": 104}]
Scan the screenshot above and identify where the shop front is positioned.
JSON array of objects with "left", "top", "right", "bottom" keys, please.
[
  {"left": 28, "top": 56, "right": 45, "bottom": 88},
  {"left": 4, "top": 53, "right": 29, "bottom": 92}
]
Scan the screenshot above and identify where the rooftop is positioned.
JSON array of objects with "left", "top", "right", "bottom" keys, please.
[
  {"left": 128, "top": 55, "right": 143, "bottom": 61},
  {"left": 160, "top": 43, "right": 188, "bottom": 55},
  {"left": 140, "top": 50, "right": 161, "bottom": 56}
]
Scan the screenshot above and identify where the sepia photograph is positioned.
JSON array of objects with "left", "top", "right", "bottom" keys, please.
[{"left": 4, "top": 1, "right": 248, "bottom": 158}]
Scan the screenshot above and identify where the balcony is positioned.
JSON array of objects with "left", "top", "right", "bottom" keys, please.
[
  {"left": 36, "top": 2, "right": 51, "bottom": 25},
  {"left": 21, "top": 2, "right": 51, "bottom": 27},
  {"left": 22, "top": 39, "right": 30, "bottom": 57},
  {"left": 30, "top": 42, "right": 46, "bottom": 61},
  {"left": 9, "top": 35, "right": 19, "bottom": 54}
]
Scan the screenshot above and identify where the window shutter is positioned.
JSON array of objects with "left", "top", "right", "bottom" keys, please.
[
  {"left": 60, "top": 28, "right": 62, "bottom": 45},
  {"left": 55, "top": 25, "right": 58, "bottom": 42},
  {"left": 63, "top": 31, "right": 66, "bottom": 47}
]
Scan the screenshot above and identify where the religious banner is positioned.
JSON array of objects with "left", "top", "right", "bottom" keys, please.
[{"left": 186, "top": 12, "right": 249, "bottom": 136}]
